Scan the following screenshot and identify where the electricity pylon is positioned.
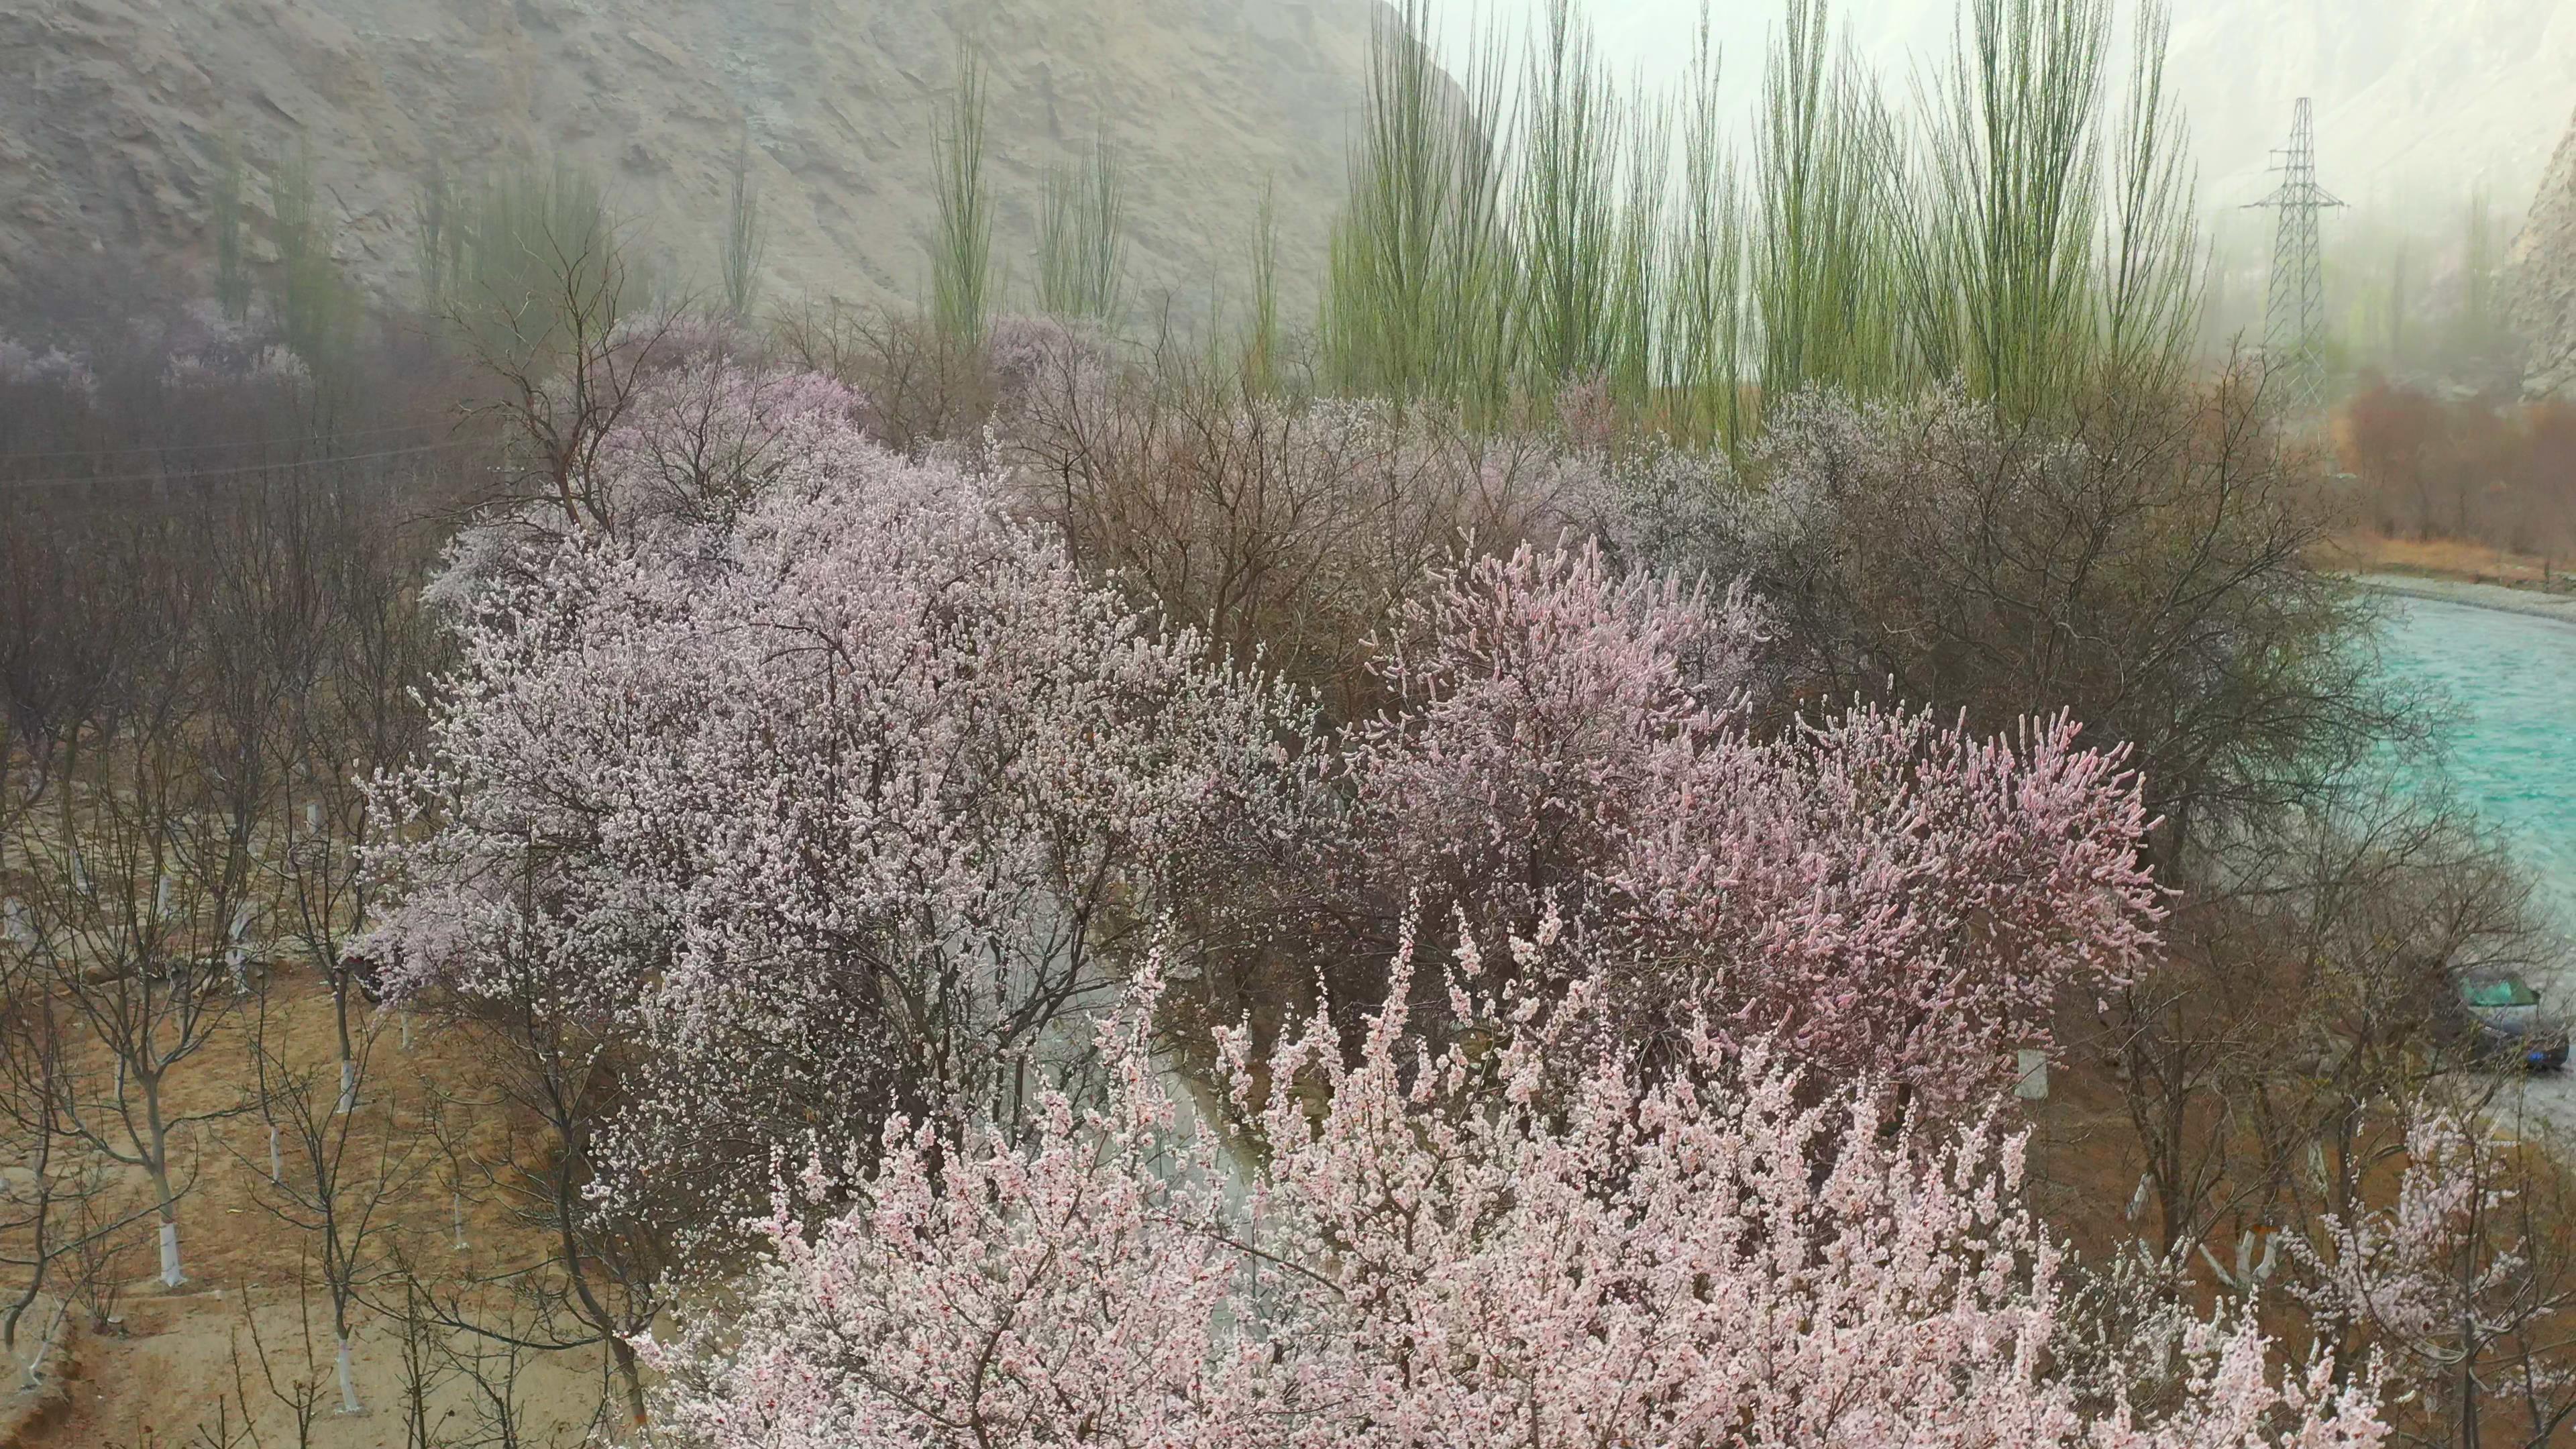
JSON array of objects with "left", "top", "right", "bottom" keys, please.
[{"left": 2246, "top": 98, "right": 2344, "bottom": 413}]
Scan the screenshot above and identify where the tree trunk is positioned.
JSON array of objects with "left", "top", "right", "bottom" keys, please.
[
  {"left": 2461, "top": 1355, "right": 2480, "bottom": 1449},
  {"left": 610, "top": 1336, "right": 647, "bottom": 1428},
  {"left": 19, "top": 1298, "right": 70, "bottom": 1391},
  {"left": 333, "top": 973, "right": 358, "bottom": 1114},
  {"left": 337, "top": 1333, "right": 364, "bottom": 1415},
  {"left": 149, "top": 1097, "right": 183, "bottom": 1288},
  {"left": 3, "top": 1134, "right": 52, "bottom": 1353},
  {"left": 157, "top": 1218, "right": 182, "bottom": 1290}
]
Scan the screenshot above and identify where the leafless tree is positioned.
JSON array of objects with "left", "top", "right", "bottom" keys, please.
[
  {"left": 262, "top": 478, "right": 441, "bottom": 1120},
  {"left": 774, "top": 299, "right": 995, "bottom": 457},
  {"left": 1705, "top": 362, "right": 2422, "bottom": 865},
  {"left": 239, "top": 987, "right": 428, "bottom": 1416},
  {"left": 398, "top": 920, "right": 665, "bottom": 1431},
  {"left": 2097, "top": 783, "right": 2553, "bottom": 1312},
  {"left": 0, "top": 985, "right": 156, "bottom": 1388},
  {"left": 65, "top": 1189, "right": 140, "bottom": 1343},
  {"left": 2098, "top": 902, "right": 2284, "bottom": 1268},
  {"left": 382, "top": 1273, "right": 456, "bottom": 1449},
  {"left": 999, "top": 331, "right": 1567, "bottom": 718},
  {"left": 436, "top": 1279, "right": 598, "bottom": 1449},
  {"left": 441, "top": 176, "right": 682, "bottom": 538},
  {"left": 11, "top": 683, "right": 253, "bottom": 1289},
  {"left": 227, "top": 1275, "right": 335, "bottom": 1449}
]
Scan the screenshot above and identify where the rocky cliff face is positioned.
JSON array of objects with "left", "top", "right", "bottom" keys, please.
[
  {"left": 0, "top": 0, "right": 1385, "bottom": 321},
  {"left": 2508, "top": 109, "right": 2576, "bottom": 398}
]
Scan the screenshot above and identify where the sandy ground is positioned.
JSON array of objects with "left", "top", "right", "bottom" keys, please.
[
  {"left": 0, "top": 973, "right": 616, "bottom": 1449},
  {"left": 2488, "top": 1070, "right": 2576, "bottom": 1151}
]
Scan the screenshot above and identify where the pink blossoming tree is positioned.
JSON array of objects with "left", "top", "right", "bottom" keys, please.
[
  {"left": 649, "top": 927, "right": 2388, "bottom": 1449},
  {"left": 368, "top": 381, "right": 1307, "bottom": 1246},
  {"left": 384, "top": 367, "right": 2188, "bottom": 1433},
  {"left": 1339, "top": 541, "right": 2163, "bottom": 1114}
]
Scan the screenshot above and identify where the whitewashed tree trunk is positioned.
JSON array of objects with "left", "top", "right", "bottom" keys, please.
[
  {"left": 336, "top": 1334, "right": 364, "bottom": 1414},
  {"left": 2014, "top": 1048, "right": 2049, "bottom": 1099},
  {"left": 20, "top": 1297, "right": 71, "bottom": 1389},
  {"left": 337, "top": 1059, "right": 357, "bottom": 1116},
  {"left": 268, "top": 1124, "right": 283, "bottom": 1183},
  {"left": 148, "top": 1093, "right": 183, "bottom": 1287}
]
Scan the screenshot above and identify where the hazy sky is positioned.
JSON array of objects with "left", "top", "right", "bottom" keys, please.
[{"left": 1429, "top": 0, "right": 2576, "bottom": 216}]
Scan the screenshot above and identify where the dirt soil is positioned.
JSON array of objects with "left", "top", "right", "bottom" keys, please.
[
  {"left": 1, "top": 971, "right": 611, "bottom": 1449},
  {"left": 0, "top": 961, "right": 2463, "bottom": 1448}
]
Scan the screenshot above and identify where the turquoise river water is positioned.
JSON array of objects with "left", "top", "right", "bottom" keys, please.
[{"left": 2376, "top": 596, "right": 2576, "bottom": 933}]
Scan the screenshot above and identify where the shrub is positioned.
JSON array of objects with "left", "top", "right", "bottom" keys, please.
[{"left": 1605, "top": 374, "right": 2402, "bottom": 861}]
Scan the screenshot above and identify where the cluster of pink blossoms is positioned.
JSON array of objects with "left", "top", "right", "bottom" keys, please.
[
  {"left": 647, "top": 933, "right": 2386, "bottom": 1449},
  {"left": 367, "top": 360, "right": 1306, "bottom": 1213},
  {"left": 1339, "top": 539, "right": 2163, "bottom": 1114},
  {"left": 372, "top": 359, "right": 2383, "bottom": 1445}
]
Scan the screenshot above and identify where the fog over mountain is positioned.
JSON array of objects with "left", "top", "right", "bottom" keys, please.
[
  {"left": 1452, "top": 0, "right": 2575, "bottom": 212},
  {"left": 3, "top": 0, "right": 2569, "bottom": 337}
]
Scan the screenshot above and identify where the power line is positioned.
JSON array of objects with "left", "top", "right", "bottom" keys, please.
[
  {"left": 0, "top": 416, "right": 447, "bottom": 463},
  {"left": 0, "top": 437, "right": 484, "bottom": 491}
]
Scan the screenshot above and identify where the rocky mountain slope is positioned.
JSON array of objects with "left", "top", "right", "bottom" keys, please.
[
  {"left": 2508, "top": 107, "right": 2576, "bottom": 398},
  {"left": 0, "top": 0, "right": 1387, "bottom": 323}
]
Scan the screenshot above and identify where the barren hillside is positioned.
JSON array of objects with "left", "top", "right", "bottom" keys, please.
[{"left": 0, "top": 0, "right": 1387, "bottom": 321}]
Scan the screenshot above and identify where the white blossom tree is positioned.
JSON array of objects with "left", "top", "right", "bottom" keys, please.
[
  {"left": 2298, "top": 1107, "right": 2576, "bottom": 1448},
  {"left": 366, "top": 376, "right": 1307, "bottom": 1420}
]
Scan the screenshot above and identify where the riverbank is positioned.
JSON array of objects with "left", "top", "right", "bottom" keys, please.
[
  {"left": 2336, "top": 533, "right": 2575, "bottom": 592},
  {"left": 2373, "top": 594, "right": 2576, "bottom": 1140},
  {"left": 2355, "top": 572, "right": 2576, "bottom": 627}
]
